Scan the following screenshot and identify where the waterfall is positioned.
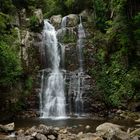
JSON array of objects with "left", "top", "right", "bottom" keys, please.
[
  {"left": 39, "top": 16, "right": 86, "bottom": 118},
  {"left": 77, "top": 16, "right": 86, "bottom": 71},
  {"left": 75, "top": 16, "right": 86, "bottom": 116},
  {"left": 40, "top": 20, "right": 66, "bottom": 118},
  {"left": 61, "top": 16, "right": 67, "bottom": 28}
]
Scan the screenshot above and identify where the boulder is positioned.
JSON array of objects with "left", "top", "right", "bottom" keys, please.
[
  {"left": 66, "top": 14, "right": 79, "bottom": 27},
  {"left": 47, "top": 135, "right": 55, "bottom": 140},
  {"left": 58, "top": 133, "right": 77, "bottom": 140},
  {"left": 0, "top": 123, "right": 15, "bottom": 132},
  {"left": 50, "top": 15, "right": 62, "bottom": 29},
  {"left": 17, "top": 129, "right": 25, "bottom": 136},
  {"left": 35, "top": 133, "right": 47, "bottom": 140},
  {"left": 96, "top": 122, "right": 130, "bottom": 140},
  {"left": 59, "top": 128, "right": 67, "bottom": 134},
  {"left": 96, "top": 122, "right": 123, "bottom": 132},
  {"left": 77, "top": 132, "right": 83, "bottom": 137},
  {"left": 25, "top": 126, "right": 37, "bottom": 135},
  {"left": 37, "top": 124, "right": 50, "bottom": 135}
]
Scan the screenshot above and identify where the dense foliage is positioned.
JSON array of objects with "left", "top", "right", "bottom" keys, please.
[{"left": 90, "top": 0, "right": 140, "bottom": 107}]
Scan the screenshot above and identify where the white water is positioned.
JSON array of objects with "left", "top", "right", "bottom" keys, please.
[
  {"left": 61, "top": 16, "right": 67, "bottom": 28},
  {"left": 40, "top": 20, "right": 66, "bottom": 118},
  {"left": 40, "top": 17, "right": 86, "bottom": 118},
  {"left": 77, "top": 16, "right": 86, "bottom": 71},
  {"left": 75, "top": 16, "right": 86, "bottom": 115}
]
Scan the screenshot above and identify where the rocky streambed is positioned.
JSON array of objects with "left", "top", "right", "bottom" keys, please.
[
  {"left": 0, "top": 110, "right": 140, "bottom": 140},
  {"left": 0, "top": 119, "right": 140, "bottom": 140}
]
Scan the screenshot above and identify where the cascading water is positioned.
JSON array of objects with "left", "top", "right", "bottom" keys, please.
[
  {"left": 77, "top": 16, "right": 86, "bottom": 71},
  {"left": 75, "top": 16, "right": 86, "bottom": 115},
  {"left": 39, "top": 16, "right": 87, "bottom": 118},
  {"left": 40, "top": 19, "right": 66, "bottom": 118},
  {"left": 61, "top": 16, "right": 67, "bottom": 28},
  {"left": 66, "top": 16, "right": 86, "bottom": 116}
]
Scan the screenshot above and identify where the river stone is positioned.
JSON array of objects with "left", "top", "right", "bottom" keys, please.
[
  {"left": 0, "top": 123, "right": 15, "bottom": 132},
  {"left": 35, "top": 133, "right": 47, "bottom": 140},
  {"left": 47, "top": 135, "right": 55, "bottom": 140},
  {"left": 50, "top": 15, "right": 62, "bottom": 29},
  {"left": 96, "top": 122, "right": 122, "bottom": 132},
  {"left": 96, "top": 122, "right": 130, "bottom": 140},
  {"left": 85, "top": 125, "right": 90, "bottom": 129},
  {"left": 59, "top": 128, "right": 68, "bottom": 134},
  {"left": 54, "top": 127, "right": 60, "bottom": 132},
  {"left": 17, "top": 129, "right": 25, "bottom": 136},
  {"left": 58, "top": 133, "right": 77, "bottom": 140},
  {"left": 77, "top": 132, "right": 83, "bottom": 137},
  {"left": 66, "top": 14, "right": 79, "bottom": 27},
  {"left": 25, "top": 126, "right": 37, "bottom": 135}
]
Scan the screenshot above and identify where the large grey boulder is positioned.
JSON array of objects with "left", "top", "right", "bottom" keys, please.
[
  {"left": 0, "top": 123, "right": 15, "bottom": 132},
  {"left": 96, "top": 122, "right": 123, "bottom": 132},
  {"left": 50, "top": 15, "right": 62, "bottom": 29},
  {"left": 66, "top": 14, "right": 79, "bottom": 27},
  {"left": 96, "top": 122, "right": 130, "bottom": 140}
]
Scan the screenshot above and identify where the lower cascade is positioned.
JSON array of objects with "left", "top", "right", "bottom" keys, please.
[{"left": 40, "top": 19, "right": 66, "bottom": 118}]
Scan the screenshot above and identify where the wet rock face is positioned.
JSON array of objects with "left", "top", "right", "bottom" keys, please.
[
  {"left": 50, "top": 14, "right": 79, "bottom": 28},
  {"left": 66, "top": 14, "right": 79, "bottom": 27},
  {"left": 65, "top": 43, "right": 79, "bottom": 71},
  {"left": 48, "top": 13, "right": 97, "bottom": 115},
  {"left": 50, "top": 15, "right": 62, "bottom": 29},
  {"left": 34, "top": 9, "right": 44, "bottom": 25}
]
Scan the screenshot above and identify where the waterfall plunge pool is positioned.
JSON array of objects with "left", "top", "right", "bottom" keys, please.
[{"left": 3, "top": 117, "right": 138, "bottom": 134}]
